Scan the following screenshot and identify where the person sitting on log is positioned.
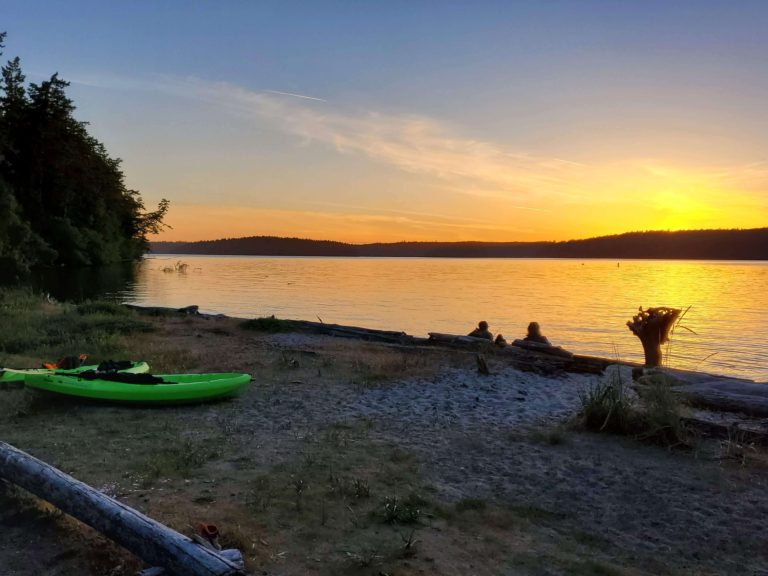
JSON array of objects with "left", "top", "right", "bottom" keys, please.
[
  {"left": 524, "top": 322, "right": 551, "bottom": 345},
  {"left": 468, "top": 321, "right": 493, "bottom": 341},
  {"left": 494, "top": 334, "right": 508, "bottom": 347}
]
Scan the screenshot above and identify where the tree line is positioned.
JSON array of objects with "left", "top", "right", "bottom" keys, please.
[
  {"left": 152, "top": 228, "right": 768, "bottom": 260},
  {"left": 0, "top": 32, "right": 168, "bottom": 277}
]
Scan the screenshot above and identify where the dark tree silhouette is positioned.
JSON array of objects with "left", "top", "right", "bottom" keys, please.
[
  {"left": 0, "top": 32, "right": 168, "bottom": 275},
  {"left": 151, "top": 228, "right": 768, "bottom": 260}
]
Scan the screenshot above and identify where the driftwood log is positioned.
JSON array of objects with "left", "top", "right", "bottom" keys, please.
[
  {"left": 428, "top": 332, "right": 494, "bottom": 347},
  {"left": 139, "top": 550, "right": 244, "bottom": 576},
  {"left": 627, "top": 306, "right": 681, "bottom": 367},
  {"left": 284, "top": 319, "right": 414, "bottom": 344},
  {"left": 0, "top": 442, "right": 243, "bottom": 576},
  {"left": 511, "top": 339, "right": 574, "bottom": 359},
  {"left": 673, "top": 380, "right": 768, "bottom": 417}
]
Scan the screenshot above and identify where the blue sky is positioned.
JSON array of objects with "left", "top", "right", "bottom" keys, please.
[{"left": 2, "top": 1, "right": 767, "bottom": 241}]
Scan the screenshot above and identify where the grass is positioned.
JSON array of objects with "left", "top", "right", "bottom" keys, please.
[
  {"left": 634, "top": 373, "right": 688, "bottom": 446},
  {"left": 0, "top": 288, "right": 742, "bottom": 575},
  {"left": 0, "top": 482, "right": 143, "bottom": 575},
  {"left": 240, "top": 315, "right": 294, "bottom": 333},
  {"left": 455, "top": 497, "right": 487, "bottom": 512},
  {"left": 579, "top": 367, "right": 690, "bottom": 447},
  {"left": 578, "top": 369, "right": 639, "bottom": 435},
  {"left": 141, "top": 438, "right": 220, "bottom": 481},
  {"left": 380, "top": 493, "right": 423, "bottom": 524},
  {"left": 0, "top": 288, "right": 152, "bottom": 364},
  {"left": 234, "top": 420, "right": 452, "bottom": 572},
  {"left": 532, "top": 425, "right": 569, "bottom": 446},
  {"left": 0, "top": 387, "right": 36, "bottom": 419}
]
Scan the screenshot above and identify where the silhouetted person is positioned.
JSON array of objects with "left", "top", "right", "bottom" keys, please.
[
  {"left": 524, "top": 322, "right": 550, "bottom": 345},
  {"left": 494, "top": 334, "right": 508, "bottom": 347},
  {"left": 468, "top": 321, "right": 493, "bottom": 341}
]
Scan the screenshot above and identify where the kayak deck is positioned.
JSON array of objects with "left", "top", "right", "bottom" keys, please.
[
  {"left": 0, "top": 361, "right": 150, "bottom": 384},
  {"left": 24, "top": 372, "right": 251, "bottom": 403}
]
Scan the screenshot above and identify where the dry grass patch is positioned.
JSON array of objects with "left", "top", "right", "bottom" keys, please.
[{"left": 579, "top": 368, "right": 691, "bottom": 448}]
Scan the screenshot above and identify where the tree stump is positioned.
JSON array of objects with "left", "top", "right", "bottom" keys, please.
[{"left": 626, "top": 306, "right": 681, "bottom": 367}]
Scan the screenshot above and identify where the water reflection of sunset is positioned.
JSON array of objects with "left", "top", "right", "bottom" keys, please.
[{"left": 128, "top": 256, "right": 767, "bottom": 380}]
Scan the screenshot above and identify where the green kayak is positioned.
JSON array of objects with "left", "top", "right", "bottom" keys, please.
[
  {"left": 24, "top": 372, "right": 251, "bottom": 403},
  {"left": 0, "top": 361, "right": 150, "bottom": 384}
]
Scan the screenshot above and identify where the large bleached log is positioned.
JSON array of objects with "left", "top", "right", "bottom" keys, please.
[
  {"left": 427, "top": 332, "right": 494, "bottom": 346},
  {"left": 286, "top": 319, "right": 412, "bottom": 343},
  {"left": 511, "top": 339, "right": 574, "bottom": 358},
  {"left": 673, "top": 380, "right": 768, "bottom": 417},
  {"left": 139, "top": 550, "right": 244, "bottom": 576},
  {"left": 0, "top": 442, "right": 243, "bottom": 576}
]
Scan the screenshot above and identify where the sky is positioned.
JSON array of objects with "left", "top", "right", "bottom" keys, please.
[{"left": 2, "top": 0, "right": 767, "bottom": 242}]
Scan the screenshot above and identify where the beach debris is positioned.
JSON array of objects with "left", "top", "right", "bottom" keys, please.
[
  {"left": 178, "top": 305, "right": 200, "bottom": 315},
  {"left": 511, "top": 339, "right": 574, "bottom": 359},
  {"left": 468, "top": 320, "right": 493, "bottom": 341},
  {"left": 428, "top": 332, "right": 493, "bottom": 346},
  {"left": 160, "top": 260, "right": 189, "bottom": 273},
  {"left": 0, "top": 441, "right": 244, "bottom": 576},
  {"left": 627, "top": 306, "right": 681, "bottom": 367},
  {"left": 476, "top": 354, "right": 490, "bottom": 375},
  {"left": 191, "top": 523, "right": 222, "bottom": 551}
]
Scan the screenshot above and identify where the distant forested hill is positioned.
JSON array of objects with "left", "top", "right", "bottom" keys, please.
[
  {"left": 152, "top": 228, "right": 768, "bottom": 260},
  {"left": 0, "top": 32, "right": 167, "bottom": 276}
]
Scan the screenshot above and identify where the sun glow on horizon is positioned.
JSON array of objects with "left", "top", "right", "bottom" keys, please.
[
  {"left": 151, "top": 154, "right": 766, "bottom": 243},
  {"left": 132, "top": 77, "right": 765, "bottom": 243}
]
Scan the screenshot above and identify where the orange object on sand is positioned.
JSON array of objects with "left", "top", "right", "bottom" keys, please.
[
  {"left": 198, "top": 523, "right": 219, "bottom": 541},
  {"left": 41, "top": 354, "right": 88, "bottom": 370}
]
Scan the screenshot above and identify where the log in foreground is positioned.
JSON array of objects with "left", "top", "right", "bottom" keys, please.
[{"left": 0, "top": 442, "right": 243, "bottom": 576}]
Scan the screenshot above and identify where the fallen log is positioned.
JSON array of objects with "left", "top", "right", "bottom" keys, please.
[
  {"left": 681, "top": 415, "right": 768, "bottom": 445},
  {"left": 673, "top": 380, "right": 768, "bottom": 417},
  {"left": 139, "top": 550, "right": 244, "bottom": 576},
  {"left": 511, "top": 339, "right": 574, "bottom": 358},
  {"left": 0, "top": 442, "right": 243, "bottom": 576},
  {"left": 427, "top": 332, "right": 493, "bottom": 347},
  {"left": 286, "top": 319, "right": 411, "bottom": 343}
]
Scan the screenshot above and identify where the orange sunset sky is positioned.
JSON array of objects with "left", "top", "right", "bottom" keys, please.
[{"left": 6, "top": 2, "right": 767, "bottom": 242}]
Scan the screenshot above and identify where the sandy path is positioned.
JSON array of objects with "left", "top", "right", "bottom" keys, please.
[{"left": 318, "top": 365, "right": 768, "bottom": 575}]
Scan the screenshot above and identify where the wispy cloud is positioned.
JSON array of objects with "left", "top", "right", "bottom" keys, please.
[
  {"left": 263, "top": 89, "right": 326, "bottom": 102},
  {"left": 159, "top": 77, "right": 589, "bottom": 207},
  {"left": 302, "top": 200, "right": 537, "bottom": 231},
  {"left": 73, "top": 73, "right": 768, "bottom": 224}
]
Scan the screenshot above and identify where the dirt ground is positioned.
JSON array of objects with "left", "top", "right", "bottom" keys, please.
[{"left": 1, "top": 312, "right": 767, "bottom": 576}]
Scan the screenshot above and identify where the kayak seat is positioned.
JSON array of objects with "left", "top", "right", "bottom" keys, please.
[
  {"left": 96, "top": 360, "right": 135, "bottom": 372},
  {"left": 70, "top": 371, "right": 166, "bottom": 385}
]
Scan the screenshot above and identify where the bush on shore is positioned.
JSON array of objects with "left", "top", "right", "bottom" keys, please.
[
  {"left": 0, "top": 288, "right": 151, "bottom": 363},
  {"left": 578, "top": 368, "right": 688, "bottom": 447}
]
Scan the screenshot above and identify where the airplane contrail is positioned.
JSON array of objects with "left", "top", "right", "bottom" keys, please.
[{"left": 264, "top": 89, "right": 326, "bottom": 102}]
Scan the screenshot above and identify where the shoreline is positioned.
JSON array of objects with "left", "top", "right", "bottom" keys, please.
[
  {"left": 1, "top": 292, "right": 767, "bottom": 575},
  {"left": 126, "top": 302, "right": 759, "bottom": 385},
  {"left": 150, "top": 252, "right": 768, "bottom": 263}
]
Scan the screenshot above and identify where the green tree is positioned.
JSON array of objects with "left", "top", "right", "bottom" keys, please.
[{"left": 0, "top": 32, "right": 168, "bottom": 272}]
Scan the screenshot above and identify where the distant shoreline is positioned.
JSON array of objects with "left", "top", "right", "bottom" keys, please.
[
  {"left": 151, "top": 227, "right": 768, "bottom": 260},
  {"left": 148, "top": 253, "right": 768, "bottom": 263}
]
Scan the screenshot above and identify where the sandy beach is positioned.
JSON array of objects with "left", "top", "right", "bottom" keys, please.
[{"left": 1, "top": 307, "right": 767, "bottom": 576}]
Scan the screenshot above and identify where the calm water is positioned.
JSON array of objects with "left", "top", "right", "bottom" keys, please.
[{"left": 43, "top": 256, "right": 768, "bottom": 381}]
